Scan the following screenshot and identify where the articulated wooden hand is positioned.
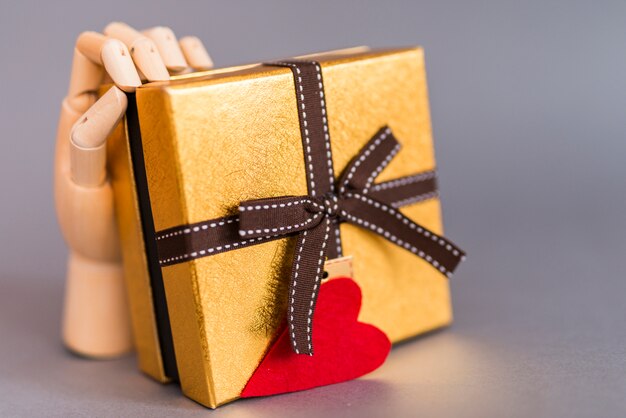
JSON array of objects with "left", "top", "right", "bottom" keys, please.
[{"left": 55, "top": 22, "right": 213, "bottom": 358}]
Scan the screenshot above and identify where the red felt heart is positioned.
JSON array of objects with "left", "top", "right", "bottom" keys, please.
[{"left": 241, "top": 277, "right": 391, "bottom": 397}]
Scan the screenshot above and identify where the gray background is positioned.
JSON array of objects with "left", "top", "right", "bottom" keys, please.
[{"left": 1, "top": 0, "right": 625, "bottom": 416}]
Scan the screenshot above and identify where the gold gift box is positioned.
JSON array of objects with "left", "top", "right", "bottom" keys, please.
[{"left": 106, "top": 46, "right": 452, "bottom": 408}]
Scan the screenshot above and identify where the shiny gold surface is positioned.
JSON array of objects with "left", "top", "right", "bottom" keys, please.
[{"left": 113, "top": 47, "right": 452, "bottom": 408}]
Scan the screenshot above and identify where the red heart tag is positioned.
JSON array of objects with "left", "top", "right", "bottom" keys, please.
[{"left": 241, "top": 277, "right": 391, "bottom": 397}]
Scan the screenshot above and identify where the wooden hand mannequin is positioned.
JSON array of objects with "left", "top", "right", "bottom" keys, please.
[{"left": 55, "top": 22, "right": 213, "bottom": 358}]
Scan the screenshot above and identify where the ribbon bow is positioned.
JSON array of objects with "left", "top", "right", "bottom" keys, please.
[{"left": 239, "top": 126, "right": 465, "bottom": 355}]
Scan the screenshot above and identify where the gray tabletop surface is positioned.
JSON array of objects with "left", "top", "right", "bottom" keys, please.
[{"left": 1, "top": 1, "right": 625, "bottom": 417}]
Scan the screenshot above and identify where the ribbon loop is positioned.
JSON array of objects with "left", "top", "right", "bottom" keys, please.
[{"left": 339, "top": 126, "right": 401, "bottom": 194}]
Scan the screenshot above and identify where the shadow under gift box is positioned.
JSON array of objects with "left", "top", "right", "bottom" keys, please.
[{"left": 105, "top": 46, "right": 453, "bottom": 408}]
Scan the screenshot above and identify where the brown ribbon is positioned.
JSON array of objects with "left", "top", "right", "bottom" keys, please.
[{"left": 154, "top": 60, "right": 465, "bottom": 356}]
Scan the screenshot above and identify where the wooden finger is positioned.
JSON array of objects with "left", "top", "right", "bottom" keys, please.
[
  {"left": 70, "top": 86, "right": 127, "bottom": 187},
  {"left": 104, "top": 22, "right": 169, "bottom": 81},
  {"left": 142, "top": 26, "right": 188, "bottom": 73},
  {"left": 179, "top": 36, "right": 214, "bottom": 71},
  {"left": 66, "top": 47, "right": 102, "bottom": 113},
  {"left": 76, "top": 31, "right": 141, "bottom": 93}
]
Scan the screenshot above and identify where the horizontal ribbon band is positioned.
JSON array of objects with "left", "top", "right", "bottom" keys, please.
[
  {"left": 155, "top": 171, "right": 439, "bottom": 267},
  {"left": 154, "top": 60, "right": 465, "bottom": 356}
]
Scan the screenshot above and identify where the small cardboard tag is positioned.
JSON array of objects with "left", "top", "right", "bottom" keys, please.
[{"left": 323, "top": 256, "right": 354, "bottom": 281}]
